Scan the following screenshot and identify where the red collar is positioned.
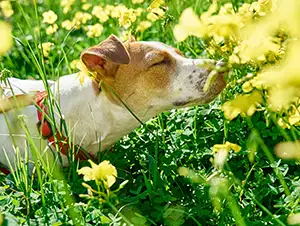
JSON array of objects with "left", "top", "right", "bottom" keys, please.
[
  {"left": 0, "top": 91, "right": 95, "bottom": 175},
  {"left": 35, "top": 91, "right": 95, "bottom": 161}
]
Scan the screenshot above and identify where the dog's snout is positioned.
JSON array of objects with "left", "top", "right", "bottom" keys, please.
[{"left": 216, "top": 60, "right": 225, "bottom": 67}]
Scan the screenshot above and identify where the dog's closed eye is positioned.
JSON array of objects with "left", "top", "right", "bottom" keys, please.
[
  {"left": 146, "top": 51, "right": 171, "bottom": 68},
  {"left": 151, "top": 56, "right": 171, "bottom": 67}
]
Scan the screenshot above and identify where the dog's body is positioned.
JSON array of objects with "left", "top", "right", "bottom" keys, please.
[{"left": 0, "top": 35, "right": 226, "bottom": 168}]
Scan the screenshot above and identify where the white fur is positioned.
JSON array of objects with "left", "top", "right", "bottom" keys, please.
[{"left": 0, "top": 41, "right": 222, "bottom": 168}]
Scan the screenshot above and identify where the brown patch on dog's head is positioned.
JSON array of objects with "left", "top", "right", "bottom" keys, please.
[{"left": 81, "top": 36, "right": 176, "bottom": 115}]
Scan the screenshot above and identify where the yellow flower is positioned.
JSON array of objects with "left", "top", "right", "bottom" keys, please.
[
  {"left": 213, "top": 141, "right": 242, "bottom": 154},
  {"left": 242, "top": 81, "right": 253, "bottom": 93},
  {"left": 146, "top": 12, "right": 158, "bottom": 22},
  {"left": 74, "top": 12, "right": 92, "bottom": 25},
  {"left": 132, "top": 0, "right": 144, "bottom": 4},
  {"left": 287, "top": 213, "right": 300, "bottom": 225},
  {"left": 0, "top": 21, "right": 13, "bottom": 55},
  {"left": 104, "top": 5, "right": 114, "bottom": 15},
  {"left": 76, "top": 60, "right": 96, "bottom": 84},
  {"left": 147, "top": 8, "right": 165, "bottom": 22},
  {"left": 38, "top": 42, "right": 53, "bottom": 58},
  {"left": 61, "top": 20, "right": 74, "bottom": 30},
  {"left": 213, "top": 142, "right": 241, "bottom": 169},
  {"left": 235, "top": 36, "right": 281, "bottom": 63},
  {"left": 42, "top": 10, "right": 58, "bottom": 24},
  {"left": 229, "top": 54, "right": 240, "bottom": 64},
  {"left": 85, "top": 23, "right": 104, "bottom": 38},
  {"left": 119, "top": 30, "right": 131, "bottom": 42},
  {"left": 148, "top": 0, "right": 164, "bottom": 10},
  {"left": 0, "top": 1, "right": 14, "bottom": 18},
  {"left": 110, "top": 5, "right": 128, "bottom": 18},
  {"left": 61, "top": 0, "right": 75, "bottom": 14},
  {"left": 173, "top": 8, "right": 205, "bottom": 42},
  {"left": 70, "top": 59, "right": 80, "bottom": 70},
  {"left": 119, "top": 9, "right": 137, "bottom": 29},
  {"left": 275, "top": 141, "right": 300, "bottom": 160},
  {"left": 222, "top": 91, "right": 263, "bottom": 120},
  {"left": 78, "top": 160, "right": 118, "bottom": 188},
  {"left": 46, "top": 24, "right": 58, "bottom": 35},
  {"left": 91, "top": 6, "right": 109, "bottom": 23},
  {"left": 137, "top": 21, "right": 152, "bottom": 32},
  {"left": 268, "top": 87, "right": 296, "bottom": 110},
  {"left": 134, "top": 8, "right": 144, "bottom": 17},
  {"left": 82, "top": 3, "right": 92, "bottom": 11}
]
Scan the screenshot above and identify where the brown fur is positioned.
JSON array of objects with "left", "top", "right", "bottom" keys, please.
[{"left": 81, "top": 35, "right": 176, "bottom": 113}]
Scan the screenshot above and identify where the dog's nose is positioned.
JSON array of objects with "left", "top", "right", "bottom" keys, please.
[
  {"left": 216, "top": 60, "right": 225, "bottom": 67},
  {"left": 215, "top": 60, "right": 229, "bottom": 73},
  {"left": 200, "top": 60, "right": 228, "bottom": 73}
]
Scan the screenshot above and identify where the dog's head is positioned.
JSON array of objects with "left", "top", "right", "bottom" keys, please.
[{"left": 81, "top": 35, "right": 227, "bottom": 117}]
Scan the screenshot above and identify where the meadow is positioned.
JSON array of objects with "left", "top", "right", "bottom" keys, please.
[{"left": 0, "top": 0, "right": 300, "bottom": 225}]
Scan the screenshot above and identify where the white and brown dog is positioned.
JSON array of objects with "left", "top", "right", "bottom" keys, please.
[{"left": 0, "top": 35, "right": 226, "bottom": 170}]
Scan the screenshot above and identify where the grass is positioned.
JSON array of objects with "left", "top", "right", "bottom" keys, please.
[{"left": 0, "top": 0, "right": 299, "bottom": 225}]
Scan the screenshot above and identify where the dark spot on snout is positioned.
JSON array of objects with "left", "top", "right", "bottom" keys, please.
[
  {"left": 193, "top": 69, "right": 196, "bottom": 73},
  {"left": 195, "top": 77, "right": 206, "bottom": 92},
  {"left": 188, "top": 74, "right": 193, "bottom": 80}
]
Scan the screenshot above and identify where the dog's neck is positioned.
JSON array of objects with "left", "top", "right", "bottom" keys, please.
[{"left": 55, "top": 74, "right": 147, "bottom": 154}]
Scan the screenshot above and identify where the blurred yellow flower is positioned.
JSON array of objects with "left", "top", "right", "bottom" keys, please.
[
  {"left": 0, "top": 1, "right": 14, "bottom": 18},
  {"left": 0, "top": 21, "right": 13, "bottom": 55},
  {"left": 61, "top": 0, "right": 75, "bottom": 14},
  {"left": 76, "top": 60, "right": 97, "bottom": 84},
  {"left": 134, "top": 8, "right": 144, "bottom": 17},
  {"left": 119, "top": 9, "right": 137, "bottom": 29},
  {"left": 212, "top": 142, "right": 241, "bottom": 169},
  {"left": 119, "top": 30, "right": 131, "bottom": 42},
  {"left": 173, "top": 8, "right": 206, "bottom": 42},
  {"left": 46, "top": 24, "right": 58, "bottom": 35},
  {"left": 78, "top": 160, "right": 118, "bottom": 188},
  {"left": 229, "top": 54, "right": 240, "bottom": 64},
  {"left": 213, "top": 141, "right": 241, "bottom": 154},
  {"left": 85, "top": 23, "right": 104, "bottom": 38},
  {"left": 148, "top": 0, "right": 165, "bottom": 10},
  {"left": 70, "top": 59, "right": 80, "bottom": 70},
  {"left": 137, "top": 21, "right": 152, "bottom": 32},
  {"left": 92, "top": 6, "right": 109, "bottom": 23},
  {"left": 242, "top": 81, "right": 253, "bottom": 93},
  {"left": 74, "top": 12, "right": 92, "bottom": 25},
  {"left": 110, "top": 5, "right": 128, "bottom": 18},
  {"left": 39, "top": 42, "right": 53, "bottom": 58},
  {"left": 275, "top": 141, "right": 300, "bottom": 160},
  {"left": 219, "top": 3, "right": 235, "bottom": 15},
  {"left": 82, "top": 3, "right": 92, "bottom": 11},
  {"left": 147, "top": 8, "right": 165, "bottom": 22},
  {"left": 287, "top": 213, "right": 300, "bottom": 225},
  {"left": 268, "top": 87, "right": 297, "bottom": 110},
  {"left": 147, "top": 12, "right": 158, "bottom": 22},
  {"left": 235, "top": 36, "right": 281, "bottom": 64},
  {"left": 222, "top": 91, "right": 263, "bottom": 120},
  {"left": 132, "top": 0, "right": 144, "bottom": 4},
  {"left": 61, "top": 20, "right": 74, "bottom": 30},
  {"left": 104, "top": 5, "right": 114, "bottom": 15},
  {"left": 42, "top": 10, "right": 58, "bottom": 24}
]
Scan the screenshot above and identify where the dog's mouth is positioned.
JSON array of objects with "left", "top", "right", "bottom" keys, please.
[{"left": 172, "top": 71, "right": 227, "bottom": 107}]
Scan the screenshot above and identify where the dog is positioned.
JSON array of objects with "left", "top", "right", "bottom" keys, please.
[{"left": 0, "top": 35, "right": 227, "bottom": 170}]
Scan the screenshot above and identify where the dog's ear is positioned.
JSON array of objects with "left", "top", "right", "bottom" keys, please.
[{"left": 81, "top": 35, "right": 131, "bottom": 76}]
